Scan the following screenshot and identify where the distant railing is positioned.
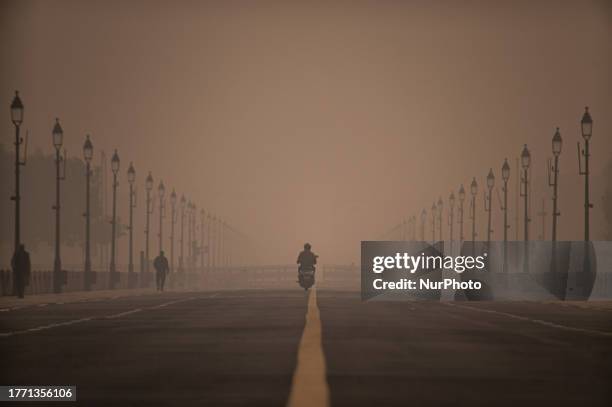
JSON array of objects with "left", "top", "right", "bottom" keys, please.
[
  {"left": 0, "top": 264, "right": 362, "bottom": 296},
  {"left": 0, "top": 269, "right": 142, "bottom": 296}
]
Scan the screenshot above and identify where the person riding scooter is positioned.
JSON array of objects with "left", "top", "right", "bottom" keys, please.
[{"left": 297, "top": 243, "right": 318, "bottom": 285}]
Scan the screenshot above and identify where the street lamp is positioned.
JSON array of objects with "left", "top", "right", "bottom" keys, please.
[
  {"left": 52, "top": 118, "right": 66, "bottom": 293},
  {"left": 501, "top": 158, "right": 510, "bottom": 273},
  {"left": 143, "top": 171, "right": 154, "bottom": 286},
  {"left": 458, "top": 185, "right": 465, "bottom": 243},
  {"left": 501, "top": 159, "right": 510, "bottom": 241},
  {"left": 158, "top": 181, "right": 165, "bottom": 252},
  {"left": 218, "top": 216, "right": 224, "bottom": 269},
  {"left": 83, "top": 135, "right": 94, "bottom": 290},
  {"left": 221, "top": 220, "right": 227, "bottom": 267},
  {"left": 127, "top": 162, "right": 136, "bottom": 288},
  {"left": 548, "top": 128, "right": 562, "bottom": 242},
  {"left": 228, "top": 222, "right": 233, "bottom": 267},
  {"left": 420, "top": 209, "right": 426, "bottom": 241},
  {"left": 470, "top": 177, "right": 478, "bottom": 243},
  {"left": 520, "top": 144, "right": 531, "bottom": 242},
  {"left": 219, "top": 216, "right": 224, "bottom": 269},
  {"left": 11, "top": 91, "right": 24, "bottom": 125},
  {"left": 200, "top": 209, "right": 205, "bottom": 273},
  {"left": 578, "top": 107, "right": 592, "bottom": 241},
  {"left": 431, "top": 202, "right": 437, "bottom": 242},
  {"left": 191, "top": 203, "right": 198, "bottom": 270},
  {"left": 211, "top": 215, "right": 217, "bottom": 270},
  {"left": 207, "top": 213, "right": 212, "bottom": 271},
  {"left": 485, "top": 168, "right": 495, "bottom": 243},
  {"left": 10, "top": 91, "right": 25, "bottom": 262},
  {"left": 448, "top": 192, "right": 455, "bottom": 244},
  {"left": 187, "top": 201, "right": 194, "bottom": 270},
  {"left": 437, "top": 197, "right": 443, "bottom": 241},
  {"left": 170, "top": 189, "right": 177, "bottom": 274},
  {"left": 521, "top": 144, "right": 531, "bottom": 274},
  {"left": 109, "top": 149, "right": 120, "bottom": 289},
  {"left": 179, "top": 195, "right": 186, "bottom": 273}
]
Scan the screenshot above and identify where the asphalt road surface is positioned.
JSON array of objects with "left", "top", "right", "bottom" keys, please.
[{"left": 1, "top": 289, "right": 611, "bottom": 406}]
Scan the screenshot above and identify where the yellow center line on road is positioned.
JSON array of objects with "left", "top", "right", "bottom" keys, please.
[{"left": 287, "top": 288, "right": 330, "bottom": 407}]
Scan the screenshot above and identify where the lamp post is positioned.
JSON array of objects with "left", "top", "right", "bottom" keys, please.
[
  {"left": 549, "top": 128, "right": 562, "bottom": 242},
  {"left": 179, "top": 195, "right": 186, "bottom": 273},
  {"left": 221, "top": 220, "right": 226, "bottom": 267},
  {"left": 501, "top": 159, "right": 510, "bottom": 274},
  {"left": 200, "top": 209, "right": 205, "bottom": 273},
  {"left": 217, "top": 217, "right": 223, "bottom": 268},
  {"left": 437, "top": 197, "right": 443, "bottom": 241},
  {"left": 187, "top": 201, "right": 193, "bottom": 271},
  {"left": 470, "top": 178, "right": 478, "bottom": 243},
  {"left": 521, "top": 144, "right": 531, "bottom": 273},
  {"left": 501, "top": 159, "right": 510, "bottom": 242},
  {"left": 485, "top": 169, "right": 495, "bottom": 243},
  {"left": 578, "top": 107, "right": 592, "bottom": 241},
  {"left": 144, "top": 172, "right": 154, "bottom": 286},
  {"left": 431, "top": 202, "right": 437, "bottom": 242},
  {"left": 411, "top": 215, "right": 417, "bottom": 240},
  {"left": 10, "top": 91, "right": 24, "bottom": 259},
  {"left": 207, "top": 213, "right": 212, "bottom": 271},
  {"left": 458, "top": 185, "right": 465, "bottom": 244},
  {"left": 520, "top": 144, "right": 531, "bottom": 242},
  {"left": 448, "top": 192, "right": 455, "bottom": 246},
  {"left": 170, "top": 189, "right": 177, "bottom": 273},
  {"left": 191, "top": 203, "right": 198, "bottom": 270},
  {"left": 83, "top": 135, "right": 94, "bottom": 290},
  {"left": 52, "top": 119, "right": 66, "bottom": 293},
  {"left": 109, "top": 150, "right": 120, "bottom": 289},
  {"left": 420, "top": 209, "right": 426, "bottom": 241},
  {"left": 158, "top": 181, "right": 165, "bottom": 253},
  {"left": 127, "top": 162, "right": 136, "bottom": 288},
  {"left": 227, "top": 223, "right": 233, "bottom": 267},
  {"left": 211, "top": 215, "right": 217, "bottom": 270}
]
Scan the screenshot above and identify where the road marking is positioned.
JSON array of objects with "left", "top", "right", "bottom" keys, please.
[
  {"left": 25, "top": 317, "right": 94, "bottom": 333},
  {"left": 0, "top": 290, "right": 162, "bottom": 313},
  {"left": 105, "top": 308, "right": 143, "bottom": 319},
  {"left": 0, "top": 294, "right": 217, "bottom": 338},
  {"left": 287, "top": 288, "right": 330, "bottom": 407},
  {"left": 445, "top": 303, "right": 612, "bottom": 337}
]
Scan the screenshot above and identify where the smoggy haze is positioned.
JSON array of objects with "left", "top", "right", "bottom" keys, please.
[{"left": 1, "top": 0, "right": 611, "bottom": 266}]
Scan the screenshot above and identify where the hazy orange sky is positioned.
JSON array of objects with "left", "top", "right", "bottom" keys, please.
[{"left": 1, "top": 0, "right": 611, "bottom": 265}]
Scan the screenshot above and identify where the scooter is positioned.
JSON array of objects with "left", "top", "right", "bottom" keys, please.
[{"left": 298, "top": 266, "right": 315, "bottom": 291}]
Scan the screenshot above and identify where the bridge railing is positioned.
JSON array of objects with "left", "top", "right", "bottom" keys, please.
[
  {"left": 0, "top": 269, "right": 137, "bottom": 296},
  {"left": 0, "top": 264, "right": 362, "bottom": 296}
]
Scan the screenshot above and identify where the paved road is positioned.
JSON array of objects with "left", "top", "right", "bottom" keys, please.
[
  {"left": 318, "top": 292, "right": 612, "bottom": 407},
  {"left": 1, "top": 290, "right": 611, "bottom": 406}
]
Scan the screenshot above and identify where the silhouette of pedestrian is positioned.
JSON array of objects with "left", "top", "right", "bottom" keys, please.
[
  {"left": 154, "top": 250, "right": 170, "bottom": 292},
  {"left": 11, "top": 244, "right": 31, "bottom": 299}
]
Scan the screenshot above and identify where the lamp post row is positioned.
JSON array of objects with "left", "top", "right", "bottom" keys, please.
[
  {"left": 388, "top": 106, "right": 594, "bottom": 248},
  {"left": 9, "top": 91, "right": 247, "bottom": 295}
]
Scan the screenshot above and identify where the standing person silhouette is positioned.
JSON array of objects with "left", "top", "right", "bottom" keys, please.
[
  {"left": 153, "top": 251, "right": 170, "bottom": 292},
  {"left": 11, "top": 244, "right": 31, "bottom": 299}
]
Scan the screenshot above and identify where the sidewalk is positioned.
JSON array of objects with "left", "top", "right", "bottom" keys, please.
[{"left": 0, "top": 288, "right": 159, "bottom": 311}]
